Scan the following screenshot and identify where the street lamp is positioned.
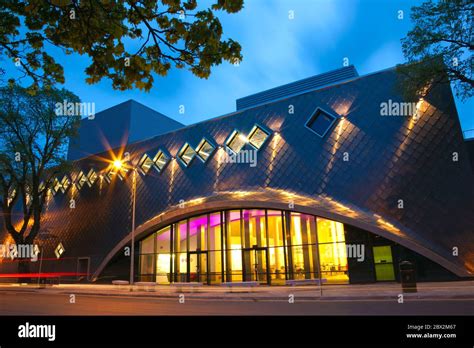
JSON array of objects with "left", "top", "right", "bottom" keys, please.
[
  {"left": 113, "top": 159, "right": 137, "bottom": 289},
  {"left": 113, "top": 160, "right": 123, "bottom": 170},
  {"left": 130, "top": 167, "right": 137, "bottom": 289}
]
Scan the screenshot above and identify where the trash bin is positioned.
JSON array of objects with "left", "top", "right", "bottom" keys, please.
[{"left": 399, "top": 261, "right": 417, "bottom": 293}]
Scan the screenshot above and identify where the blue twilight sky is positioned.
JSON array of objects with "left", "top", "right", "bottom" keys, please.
[{"left": 8, "top": 0, "right": 474, "bottom": 135}]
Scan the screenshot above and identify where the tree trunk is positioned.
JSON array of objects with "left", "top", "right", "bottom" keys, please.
[{"left": 18, "top": 260, "right": 31, "bottom": 284}]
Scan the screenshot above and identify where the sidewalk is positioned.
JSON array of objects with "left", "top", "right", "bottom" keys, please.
[{"left": 0, "top": 280, "right": 473, "bottom": 301}]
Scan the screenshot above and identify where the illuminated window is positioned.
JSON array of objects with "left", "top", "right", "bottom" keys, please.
[
  {"left": 86, "top": 169, "right": 98, "bottom": 187},
  {"left": 225, "top": 210, "right": 243, "bottom": 282},
  {"left": 209, "top": 212, "right": 222, "bottom": 284},
  {"left": 138, "top": 154, "right": 154, "bottom": 175},
  {"left": 177, "top": 143, "right": 196, "bottom": 167},
  {"left": 25, "top": 193, "right": 32, "bottom": 206},
  {"left": 7, "top": 188, "right": 16, "bottom": 205},
  {"left": 60, "top": 175, "right": 70, "bottom": 193},
  {"left": 52, "top": 178, "right": 61, "bottom": 195},
  {"left": 138, "top": 209, "right": 353, "bottom": 286},
  {"left": 290, "top": 213, "right": 318, "bottom": 280},
  {"left": 317, "top": 217, "right": 346, "bottom": 243},
  {"left": 196, "top": 139, "right": 215, "bottom": 162},
  {"left": 373, "top": 246, "right": 395, "bottom": 281},
  {"left": 153, "top": 151, "right": 169, "bottom": 172},
  {"left": 114, "top": 167, "right": 128, "bottom": 180},
  {"left": 242, "top": 209, "right": 266, "bottom": 248},
  {"left": 76, "top": 171, "right": 87, "bottom": 189},
  {"left": 317, "top": 217, "right": 348, "bottom": 284},
  {"left": 248, "top": 125, "right": 270, "bottom": 150},
  {"left": 189, "top": 215, "right": 208, "bottom": 251},
  {"left": 103, "top": 171, "right": 113, "bottom": 184},
  {"left": 305, "top": 108, "right": 337, "bottom": 137},
  {"left": 226, "top": 130, "right": 247, "bottom": 154},
  {"left": 155, "top": 227, "right": 171, "bottom": 283}
]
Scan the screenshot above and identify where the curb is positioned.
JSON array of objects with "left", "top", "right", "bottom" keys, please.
[{"left": 1, "top": 288, "right": 473, "bottom": 301}]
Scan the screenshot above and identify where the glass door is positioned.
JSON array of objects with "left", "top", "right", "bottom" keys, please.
[
  {"left": 373, "top": 246, "right": 395, "bottom": 281},
  {"left": 188, "top": 250, "right": 209, "bottom": 284},
  {"left": 242, "top": 247, "right": 269, "bottom": 284}
]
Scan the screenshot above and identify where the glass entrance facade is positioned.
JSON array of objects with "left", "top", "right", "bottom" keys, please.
[{"left": 138, "top": 209, "right": 349, "bottom": 285}]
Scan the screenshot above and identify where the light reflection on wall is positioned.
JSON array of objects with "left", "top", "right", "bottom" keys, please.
[
  {"left": 323, "top": 98, "right": 361, "bottom": 178},
  {"left": 265, "top": 133, "right": 283, "bottom": 187},
  {"left": 213, "top": 146, "right": 226, "bottom": 192},
  {"left": 167, "top": 158, "right": 177, "bottom": 202}
]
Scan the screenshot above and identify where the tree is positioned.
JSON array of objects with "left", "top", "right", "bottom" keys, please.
[
  {"left": 397, "top": 0, "right": 473, "bottom": 100},
  {"left": 0, "top": 0, "right": 243, "bottom": 91},
  {"left": 0, "top": 86, "right": 80, "bottom": 276}
]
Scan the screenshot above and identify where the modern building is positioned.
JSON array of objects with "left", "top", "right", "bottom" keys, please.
[{"left": 1, "top": 65, "right": 474, "bottom": 285}]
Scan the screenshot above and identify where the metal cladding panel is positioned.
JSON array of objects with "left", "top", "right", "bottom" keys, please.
[
  {"left": 2, "top": 67, "right": 474, "bottom": 279},
  {"left": 236, "top": 65, "right": 358, "bottom": 110}
]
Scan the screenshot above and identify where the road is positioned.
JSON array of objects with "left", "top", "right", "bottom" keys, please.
[{"left": 1, "top": 292, "right": 473, "bottom": 315}]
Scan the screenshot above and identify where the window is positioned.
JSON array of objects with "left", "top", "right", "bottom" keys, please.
[
  {"left": 138, "top": 154, "right": 154, "bottom": 175},
  {"left": 60, "top": 175, "right": 70, "bottom": 193},
  {"left": 139, "top": 234, "right": 155, "bottom": 282},
  {"left": 155, "top": 227, "right": 171, "bottom": 283},
  {"left": 196, "top": 139, "right": 215, "bottom": 162},
  {"left": 52, "top": 178, "right": 61, "bottom": 195},
  {"left": 76, "top": 171, "right": 87, "bottom": 189},
  {"left": 177, "top": 143, "right": 196, "bottom": 167},
  {"left": 103, "top": 171, "right": 112, "bottom": 184},
  {"left": 226, "top": 130, "right": 247, "bottom": 154},
  {"left": 305, "top": 108, "right": 338, "bottom": 137},
  {"left": 242, "top": 209, "right": 267, "bottom": 248},
  {"left": 248, "top": 125, "right": 270, "bottom": 150},
  {"left": 110, "top": 166, "right": 128, "bottom": 180},
  {"left": 209, "top": 212, "right": 223, "bottom": 284},
  {"left": 86, "top": 169, "right": 98, "bottom": 187},
  {"left": 189, "top": 215, "right": 208, "bottom": 251},
  {"left": 290, "top": 213, "right": 318, "bottom": 280},
  {"left": 317, "top": 217, "right": 348, "bottom": 284},
  {"left": 153, "top": 151, "right": 169, "bottom": 172}
]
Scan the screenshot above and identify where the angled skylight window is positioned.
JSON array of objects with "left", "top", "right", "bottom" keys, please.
[
  {"left": 60, "top": 175, "right": 70, "bottom": 193},
  {"left": 52, "top": 178, "right": 62, "bottom": 195},
  {"left": 248, "top": 125, "right": 270, "bottom": 150},
  {"left": 103, "top": 171, "right": 112, "bottom": 184},
  {"left": 305, "top": 108, "right": 338, "bottom": 137},
  {"left": 76, "top": 171, "right": 88, "bottom": 189},
  {"left": 226, "top": 130, "right": 247, "bottom": 154},
  {"left": 177, "top": 144, "right": 196, "bottom": 167},
  {"left": 87, "top": 169, "right": 98, "bottom": 187},
  {"left": 196, "top": 139, "right": 215, "bottom": 162},
  {"left": 153, "top": 151, "right": 170, "bottom": 172},
  {"left": 138, "top": 154, "right": 154, "bottom": 175},
  {"left": 112, "top": 167, "right": 128, "bottom": 180},
  {"left": 76, "top": 171, "right": 87, "bottom": 190}
]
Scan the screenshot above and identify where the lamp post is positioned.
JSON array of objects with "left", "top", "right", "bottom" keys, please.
[
  {"left": 113, "top": 160, "right": 137, "bottom": 289},
  {"left": 130, "top": 168, "right": 137, "bottom": 289}
]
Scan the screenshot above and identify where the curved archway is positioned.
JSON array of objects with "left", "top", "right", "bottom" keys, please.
[{"left": 92, "top": 190, "right": 469, "bottom": 281}]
